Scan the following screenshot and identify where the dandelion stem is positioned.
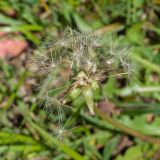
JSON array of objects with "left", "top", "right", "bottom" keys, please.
[{"left": 95, "top": 107, "right": 160, "bottom": 145}]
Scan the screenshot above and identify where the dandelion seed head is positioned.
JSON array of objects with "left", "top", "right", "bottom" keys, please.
[{"left": 31, "top": 28, "right": 135, "bottom": 121}]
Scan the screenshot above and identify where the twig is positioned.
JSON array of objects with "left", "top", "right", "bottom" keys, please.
[{"left": 95, "top": 107, "right": 160, "bottom": 145}]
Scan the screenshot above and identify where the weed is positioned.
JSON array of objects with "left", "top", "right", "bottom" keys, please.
[{"left": 31, "top": 29, "right": 134, "bottom": 142}]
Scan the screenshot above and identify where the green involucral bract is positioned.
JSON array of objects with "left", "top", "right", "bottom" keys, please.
[
  {"left": 82, "top": 85, "right": 95, "bottom": 115},
  {"left": 62, "top": 88, "right": 81, "bottom": 104}
]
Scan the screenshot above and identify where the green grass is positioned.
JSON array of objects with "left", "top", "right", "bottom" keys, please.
[{"left": 0, "top": 0, "right": 160, "bottom": 160}]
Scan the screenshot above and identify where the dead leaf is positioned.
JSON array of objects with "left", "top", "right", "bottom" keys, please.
[
  {"left": 112, "top": 136, "right": 133, "bottom": 156},
  {"left": 0, "top": 39, "right": 28, "bottom": 59},
  {"left": 146, "top": 113, "right": 154, "bottom": 123},
  {"left": 0, "top": 32, "right": 7, "bottom": 36},
  {"left": 97, "top": 100, "right": 120, "bottom": 115},
  {"left": 93, "top": 23, "right": 124, "bottom": 36}
]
